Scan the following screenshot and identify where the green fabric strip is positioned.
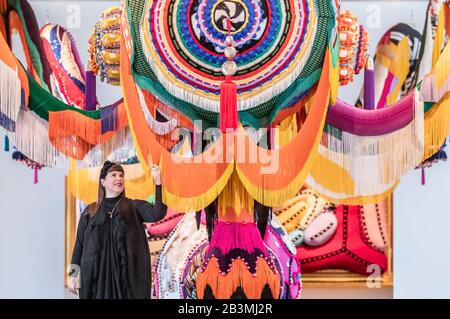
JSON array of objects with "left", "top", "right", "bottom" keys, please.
[{"left": 27, "top": 69, "right": 100, "bottom": 121}]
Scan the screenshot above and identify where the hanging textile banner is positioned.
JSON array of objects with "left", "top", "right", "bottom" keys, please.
[
  {"left": 306, "top": 41, "right": 450, "bottom": 204},
  {"left": 6, "top": 0, "right": 51, "bottom": 90},
  {"left": 122, "top": 13, "right": 334, "bottom": 210},
  {"left": 40, "top": 23, "right": 87, "bottom": 109}
]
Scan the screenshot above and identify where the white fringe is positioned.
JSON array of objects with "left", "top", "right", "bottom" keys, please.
[
  {"left": 136, "top": 86, "right": 178, "bottom": 135},
  {"left": 0, "top": 60, "right": 21, "bottom": 130},
  {"left": 79, "top": 127, "right": 136, "bottom": 168},
  {"left": 420, "top": 73, "right": 450, "bottom": 103},
  {"left": 15, "top": 110, "right": 67, "bottom": 167},
  {"left": 307, "top": 89, "right": 424, "bottom": 198}
]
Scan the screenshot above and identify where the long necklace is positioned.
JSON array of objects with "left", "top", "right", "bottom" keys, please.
[{"left": 107, "top": 198, "right": 121, "bottom": 219}]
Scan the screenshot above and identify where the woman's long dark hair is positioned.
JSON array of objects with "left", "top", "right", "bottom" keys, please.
[{"left": 87, "top": 163, "right": 130, "bottom": 217}]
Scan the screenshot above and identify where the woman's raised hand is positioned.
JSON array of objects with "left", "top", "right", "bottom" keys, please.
[{"left": 151, "top": 164, "right": 162, "bottom": 186}]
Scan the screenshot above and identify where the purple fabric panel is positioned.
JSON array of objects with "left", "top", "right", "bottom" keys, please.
[
  {"left": 85, "top": 71, "right": 96, "bottom": 111},
  {"left": 100, "top": 98, "right": 124, "bottom": 134},
  {"left": 364, "top": 69, "right": 375, "bottom": 110},
  {"left": 326, "top": 91, "right": 414, "bottom": 136}
]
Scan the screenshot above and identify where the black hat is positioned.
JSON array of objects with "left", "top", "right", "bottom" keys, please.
[{"left": 99, "top": 161, "right": 123, "bottom": 179}]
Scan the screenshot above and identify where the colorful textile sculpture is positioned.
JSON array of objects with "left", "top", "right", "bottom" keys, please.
[
  {"left": 337, "top": 10, "right": 369, "bottom": 85},
  {"left": 125, "top": 0, "right": 338, "bottom": 128},
  {"left": 154, "top": 213, "right": 301, "bottom": 299},
  {"left": 40, "top": 24, "right": 87, "bottom": 109},
  {"left": 358, "top": 23, "right": 422, "bottom": 108},
  {"left": 121, "top": 8, "right": 335, "bottom": 210},
  {"left": 146, "top": 208, "right": 185, "bottom": 285},
  {"left": 89, "top": 6, "right": 121, "bottom": 86},
  {"left": 2, "top": 0, "right": 450, "bottom": 297},
  {"left": 4, "top": 0, "right": 52, "bottom": 90},
  {"left": 297, "top": 204, "right": 388, "bottom": 276},
  {"left": 154, "top": 212, "right": 209, "bottom": 299},
  {"left": 305, "top": 39, "right": 450, "bottom": 205}
]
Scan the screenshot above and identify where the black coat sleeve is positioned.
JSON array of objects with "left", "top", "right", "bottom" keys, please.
[
  {"left": 70, "top": 207, "right": 90, "bottom": 269},
  {"left": 132, "top": 185, "right": 168, "bottom": 223}
]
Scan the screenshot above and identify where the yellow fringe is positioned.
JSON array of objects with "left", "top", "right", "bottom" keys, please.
[
  {"left": 329, "top": 39, "right": 340, "bottom": 105},
  {"left": 307, "top": 152, "right": 355, "bottom": 196},
  {"left": 307, "top": 88, "right": 424, "bottom": 204},
  {"left": 423, "top": 92, "right": 450, "bottom": 160},
  {"left": 418, "top": 40, "right": 450, "bottom": 159},
  {"left": 387, "top": 36, "right": 410, "bottom": 106},
  {"left": 273, "top": 114, "right": 298, "bottom": 148},
  {"left": 432, "top": 5, "right": 447, "bottom": 67},
  {"left": 218, "top": 171, "right": 254, "bottom": 221},
  {"left": 307, "top": 181, "right": 398, "bottom": 206},
  {"left": 67, "top": 163, "right": 153, "bottom": 203},
  {"left": 236, "top": 136, "right": 322, "bottom": 208},
  {"left": 162, "top": 162, "right": 234, "bottom": 213},
  {"left": 120, "top": 78, "right": 155, "bottom": 198}
]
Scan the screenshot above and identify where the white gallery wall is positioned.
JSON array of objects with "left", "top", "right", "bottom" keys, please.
[{"left": 0, "top": 0, "right": 448, "bottom": 298}]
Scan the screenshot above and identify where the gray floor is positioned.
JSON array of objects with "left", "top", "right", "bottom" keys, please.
[{"left": 64, "top": 287, "right": 393, "bottom": 299}]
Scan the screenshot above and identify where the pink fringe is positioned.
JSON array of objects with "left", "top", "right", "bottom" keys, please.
[
  {"left": 34, "top": 167, "right": 38, "bottom": 184},
  {"left": 209, "top": 222, "right": 267, "bottom": 254}
]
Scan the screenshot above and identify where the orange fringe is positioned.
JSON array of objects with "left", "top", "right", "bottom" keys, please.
[
  {"left": 121, "top": 34, "right": 235, "bottom": 211},
  {"left": 196, "top": 257, "right": 281, "bottom": 299},
  {"left": 0, "top": 15, "right": 6, "bottom": 40},
  {"left": 235, "top": 53, "right": 330, "bottom": 206},
  {"left": 48, "top": 110, "right": 101, "bottom": 145},
  {"left": 47, "top": 102, "right": 128, "bottom": 159},
  {"left": 0, "top": 22, "right": 18, "bottom": 69}
]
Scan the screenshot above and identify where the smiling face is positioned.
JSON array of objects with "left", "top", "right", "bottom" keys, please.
[{"left": 101, "top": 170, "right": 125, "bottom": 198}]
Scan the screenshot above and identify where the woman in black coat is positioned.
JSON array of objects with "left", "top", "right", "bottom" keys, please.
[{"left": 68, "top": 161, "right": 167, "bottom": 299}]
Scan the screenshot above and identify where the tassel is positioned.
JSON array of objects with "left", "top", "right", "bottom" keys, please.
[
  {"left": 4, "top": 134, "right": 9, "bottom": 152},
  {"left": 421, "top": 163, "right": 425, "bottom": 186},
  {"left": 219, "top": 77, "right": 238, "bottom": 133},
  {"left": 219, "top": 18, "right": 238, "bottom": 133},
  {"left": 34, "top": 166, "right": 39, "bottom": 184}
]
